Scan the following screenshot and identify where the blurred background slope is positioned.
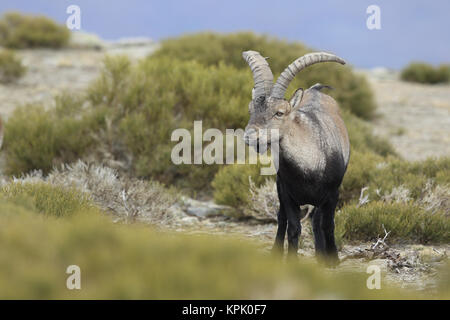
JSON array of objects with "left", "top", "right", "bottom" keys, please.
[{"left": 1, "top": 0, "right": 449, "bottom": 68}]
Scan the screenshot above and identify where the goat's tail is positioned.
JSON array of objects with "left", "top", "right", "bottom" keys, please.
[{"left": 300, "top": 205, "right": 315, "bottom": 223}]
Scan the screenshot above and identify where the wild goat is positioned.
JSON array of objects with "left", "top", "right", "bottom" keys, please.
[{"left": 242, "top": 51, "right": 350, "bottom": 264}]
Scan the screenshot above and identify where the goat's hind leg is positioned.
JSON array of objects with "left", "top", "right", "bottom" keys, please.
[
  {"left": 319, "top": 191, "right": 339, "bottom": 266},
  {"left": 310, "top": 207, "right": 326, "bottom": 255}
]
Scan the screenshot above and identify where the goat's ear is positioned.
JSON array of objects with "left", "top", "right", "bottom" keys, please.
[{"left": 289, "top": 88, "right": 304, "bottom": 110}]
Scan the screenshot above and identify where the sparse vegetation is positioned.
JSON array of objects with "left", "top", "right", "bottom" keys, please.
[
  {"left": 401, "top": 62, "right": 450, "bottom": 84},
  {"left": 0, "top": 49, "right": 25, "bottom": 83},
  {"left": 0, "top": 12, "right": 70, "bottom": 49}
]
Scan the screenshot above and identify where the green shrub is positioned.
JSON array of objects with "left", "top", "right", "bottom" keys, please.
[
  {"left": 438, "top": 64, "right": 450, "bottom": 82},
  {"left": 336, "top": 201, "right": 449, "bottom": 244},
  {"left": 0, "top": 182, "right": 95, "bottom": 218},
  {"left": 0, "top": 12, "right": 70, "bottom": 49},
  {"left": 0, "top": 49, "right": 25, "bottom": 83},
  {"left": 153, "top": 32, "right": 309, "bottom": 73},
  {"left": 154, "top": 32, "right": 377, "bottom": 119},
  {"left": 3, "top": 93, "right": 105, "bottom": 176},
  {"left": 0, "top": 198, "right": 433, "bottom": 299},
  {"left": 3, "top": 56, "right": 248, "bottom": 191},
  {"left": 88, "top": 55, "right": 254, "bottom": 192},
  {"left": 212, "top": 163, "right": 270, "bottom": 211},
  {"left": 401, "top": 62, "right": 450, "bottom": 84}
]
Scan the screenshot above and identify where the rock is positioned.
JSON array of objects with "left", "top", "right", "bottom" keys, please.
[
  {"left": 180, "top": 216, "right": 199, "bottom": 226},
  {"left": 181, "top": 196, "right": 233, "bottom": 218},
  {"left": 166, "top": 204, "right": 187, "bottom": 220}
]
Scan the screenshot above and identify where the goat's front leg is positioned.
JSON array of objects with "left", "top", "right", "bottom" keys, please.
[
  {"left": 272, "top": 208, "right": 287, "bottom": 254},
  {"left": 286, "top": 201, "right": 301, "bottom": 256},
  {"left": 275, "top": 178, "right": 301, "bottom": 256},
  {"left": 279, "top": 191, "right": 301, "bottom": 256},
  {"left": 272, "top": 178, "right": 287, "bottom": 254}
]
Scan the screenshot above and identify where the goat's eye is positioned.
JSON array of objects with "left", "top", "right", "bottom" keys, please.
[{"left": 275, "top": 111, "right": 284, "bottom": 117}]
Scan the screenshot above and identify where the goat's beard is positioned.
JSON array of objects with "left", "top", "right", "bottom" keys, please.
[
  {"left": 244, "top": 128, "right": 280, "bottom": 154},
  {"left": 247, "top": 139, "right": 270, "bottom": 154}
]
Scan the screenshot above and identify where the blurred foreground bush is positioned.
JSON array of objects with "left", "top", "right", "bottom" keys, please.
[
  {"left": 154, "top": 32, "right": 377, "bottom": 120},
  {"left": 0, "top": 49, "right": 25, "bottom": 83},
  {"left": 401, "top": 62, "right": 450, "bottom": 84},
  {"left": 0, "top": 193, "right": 439, "bottom": 299},
  {"left": 0, "top": 12, "right": 70, "bottom": 49}
]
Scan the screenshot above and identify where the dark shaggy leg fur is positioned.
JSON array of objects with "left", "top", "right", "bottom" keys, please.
[
  {"left": 272, "top": 208, "right": 287, "bottom": 254},
  {"left": 310, "top": 207, "right": 325, "bottom": 255},
  {"left": 286, "top": 201, "right": 301, "bottom": 255},
  {"left": 273, "top": 178, "right": 302, "bottom": 255},
  {"left": 272, "top": 179, "right": 287, "bottom": 254},
  {"left": 316, "top": 191, "right": 340, "bottom": 266}
]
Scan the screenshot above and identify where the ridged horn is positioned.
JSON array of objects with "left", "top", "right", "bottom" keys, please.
[
  {"left": 242, "top": 51, "right": 274, "bottom": 99},
  {"left": 271, "top": 52, "right": 346, "bottom": 99}
]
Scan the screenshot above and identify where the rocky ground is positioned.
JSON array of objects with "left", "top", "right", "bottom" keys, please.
[{"left": 0, "top": 36, "right": 448, "bottom": 294}]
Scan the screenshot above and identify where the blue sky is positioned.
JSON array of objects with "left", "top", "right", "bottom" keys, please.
[{"left": 0, "top": 0, "right": 448, "bottom": 69}]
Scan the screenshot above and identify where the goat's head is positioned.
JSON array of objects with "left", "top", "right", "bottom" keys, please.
[{"left": 242, "top": 51, "right": 346, "bottom": 153}]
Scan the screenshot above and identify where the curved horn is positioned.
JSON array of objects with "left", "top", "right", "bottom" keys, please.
[
  {"left": 242, "top": 51, "right": 274, "bottom": 99},
  {"left": 271, "top": 52, "right": 346, "bottom": 99}
]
